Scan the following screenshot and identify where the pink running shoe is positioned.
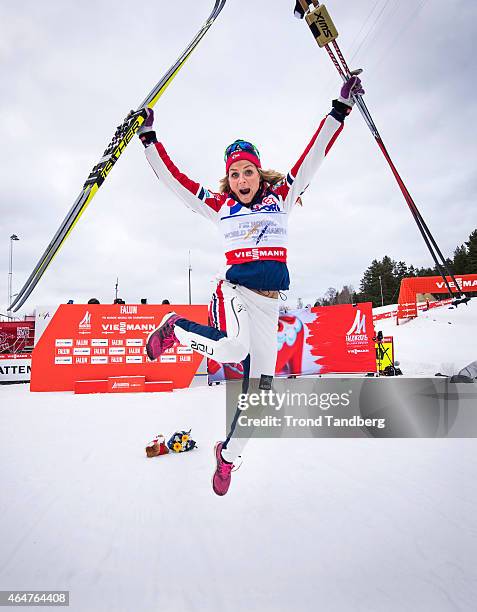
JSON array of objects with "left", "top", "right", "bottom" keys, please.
[
  {"left": 146, "top": 312, "right": 182, "bottom": 361},
  {"left": 212, "top": 442, "right": 235, "bottom": 496}
]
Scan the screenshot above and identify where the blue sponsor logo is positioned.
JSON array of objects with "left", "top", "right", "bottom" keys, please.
[{"left": 252, "top": 203, "right": 280, "bottom": 213}]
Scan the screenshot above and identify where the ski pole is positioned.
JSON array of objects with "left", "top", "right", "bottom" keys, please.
[
  {"left": 295, "top": 0, "right": 462, "bottom": 299},
  {"left": 325, "top": 33, "right": 462, "bottom": 296}
]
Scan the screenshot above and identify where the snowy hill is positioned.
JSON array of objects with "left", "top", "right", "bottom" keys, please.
[
  {"left": 376, "top": 297, "right": 476, "bottom": 376},
  {"left": 0, "top": 299, "right": 476, "bottom": 611}
]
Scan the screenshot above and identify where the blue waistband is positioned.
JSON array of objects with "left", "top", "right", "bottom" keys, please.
[{"left": 226, "top": 261, "right": 290, "bottom": 291}]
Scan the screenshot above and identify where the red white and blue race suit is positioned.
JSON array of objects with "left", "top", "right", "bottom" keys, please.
[{"left": 143, "top": 109, "right": 345, "bottom": 462}]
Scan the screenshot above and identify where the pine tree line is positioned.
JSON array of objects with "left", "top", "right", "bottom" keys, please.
[{"left": 314, "top": 228, "right": 477, "bottom": 308}]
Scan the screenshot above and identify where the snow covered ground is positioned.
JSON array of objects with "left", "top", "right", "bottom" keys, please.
[
  {"left": 1, "top": 300, "right": 476, "bottom": 611},
  {"left": 378, "top": 298, "right": 477, "bottom": 377}
]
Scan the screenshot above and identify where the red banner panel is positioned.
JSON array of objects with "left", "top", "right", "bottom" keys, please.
[
  {"left": 306, "top": 303, "right": 377, "bottom": 374},
  {"left": 208, "top": 303, "right": 377, "bottom": 382},
  {"left": 31, "top": 304, "right": 207, "bottom": 392},
  {"left": 107, "top": 375, "right": 146, "bottom": 393},
  {"left": 0, "top": 321, "right": 35, "bottom": 354}
]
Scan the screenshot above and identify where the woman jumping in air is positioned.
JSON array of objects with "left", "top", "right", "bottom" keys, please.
[{"left": 138, "top": 74, "right": 364, "bottom": 496}]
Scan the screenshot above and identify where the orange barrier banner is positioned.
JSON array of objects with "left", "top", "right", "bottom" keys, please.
[
  {"left": 31, "top": 304, "right": 207, "bottom": 392},
  {"left": 397, "top": 274, "right": 477, "bottom": 320},
  {"left": 373, "top": 298, "right": 453, "bottom": 323}
]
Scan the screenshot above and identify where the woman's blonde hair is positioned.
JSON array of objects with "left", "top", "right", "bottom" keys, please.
[{"left": 219, "top": 168, "right": 285, "bottom": 194}]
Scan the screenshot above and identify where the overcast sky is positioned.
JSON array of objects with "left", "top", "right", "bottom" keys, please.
[{"left": 1, "top": 0, "right": 476, "bottom": 314}]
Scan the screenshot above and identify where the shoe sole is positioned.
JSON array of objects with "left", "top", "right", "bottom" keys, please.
[{"left": 146, "top": 311, "right": 177, "bottom": 361}]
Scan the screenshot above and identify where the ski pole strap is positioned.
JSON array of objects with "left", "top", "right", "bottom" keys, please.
[
  {"left": 330, "top": 99, "right": 352, "bottom": 122},
  {"left": 139, "top": 130, "right": 158, "bottom": 148}
]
